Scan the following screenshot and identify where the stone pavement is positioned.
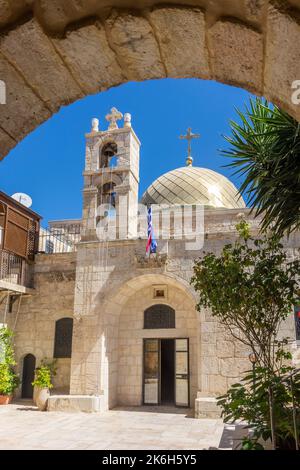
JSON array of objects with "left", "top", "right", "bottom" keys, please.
[{"left": 0, "top": 402, "right": 225, "bottom": 450}]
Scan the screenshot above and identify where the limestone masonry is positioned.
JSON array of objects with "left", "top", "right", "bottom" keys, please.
[
  {"left": 3, "top": 109, "right": 300, "bottom": 416},
  {"left": 2, "top": 1, "right": 300, "bottom": 160}
]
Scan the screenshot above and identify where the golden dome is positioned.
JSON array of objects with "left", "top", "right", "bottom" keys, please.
[{"left": 141, "top": 166, "right": 245, "bottom": 209}]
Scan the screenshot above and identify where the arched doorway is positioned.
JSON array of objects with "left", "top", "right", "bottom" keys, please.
[
  {"left": 21, "top": 354, "right": 36, "bottom": 399},
  {"left": 92, "top": 273, "right": 199, "bottom": 409}
]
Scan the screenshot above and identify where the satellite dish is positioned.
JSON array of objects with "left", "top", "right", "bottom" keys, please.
[{"left": 11, "top": 192, "right": 32, "bottom": 208}]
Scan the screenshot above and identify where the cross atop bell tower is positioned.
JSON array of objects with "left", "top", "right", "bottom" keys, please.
[
  {"left": 179, "top": 127, "right": 200, "bottom": 166},
  {"left": 106, "top": 107, "right": 123, "bottom": 130}
]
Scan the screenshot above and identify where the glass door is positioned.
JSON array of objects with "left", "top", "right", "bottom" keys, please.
[
  {"left": 175, "top": 338, "right": 189, "bottom": 407},
  {"left": 143, "top": 339, "right": 160, "bottom": 404}
]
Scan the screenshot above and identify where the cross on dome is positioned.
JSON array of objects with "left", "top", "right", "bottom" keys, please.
[
  {"left": 106, "top": 107, "right": 123, "bottom": 130},
  {"left": 179, "top": 127, "right": 200, "bottom": 166}
]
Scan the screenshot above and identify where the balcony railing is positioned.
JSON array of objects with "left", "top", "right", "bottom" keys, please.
[
  {"left": 0, "top": 248, "right": 31, "bottom": 288},
  {"left": 39, "top": 225, "right": 81, "bottom": 254}
]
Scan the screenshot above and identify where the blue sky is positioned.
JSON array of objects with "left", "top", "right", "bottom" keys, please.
[{"left": 0, "top": 78, "right": 254, "bottom": 226}]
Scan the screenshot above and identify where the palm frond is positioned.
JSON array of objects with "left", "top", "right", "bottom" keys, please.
[{"left": 220, "top": 98, "right": 300, "bottom": 235}]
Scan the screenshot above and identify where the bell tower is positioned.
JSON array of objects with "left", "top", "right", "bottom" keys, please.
[{"left": 82, "top": 108, "right": 140, "bottom": 241}]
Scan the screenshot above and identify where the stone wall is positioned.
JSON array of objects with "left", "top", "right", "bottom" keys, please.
[
  {"left": 5, "top": 252, "right": 76, "bottom": 397},
  {"left": 2, "top": 1, "right": 300, "bottom": 159},
  {"left": 70, "top": 209, "right": 300, "bottom": 411},
  {"left": 2, "top": 208, "right": 298, "bottom": 411}
]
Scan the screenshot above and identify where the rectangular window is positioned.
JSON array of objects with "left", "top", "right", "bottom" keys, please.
[{"left": 153, "top": 285, "right": 167, "bottom": 300}]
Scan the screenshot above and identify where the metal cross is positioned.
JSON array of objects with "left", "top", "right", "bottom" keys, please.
[
  {"left": 180, "top": 127, "right": 200, "bottom": 166},
  {"left": 106, "top": 107, "right": 123, "bottom": 130}
]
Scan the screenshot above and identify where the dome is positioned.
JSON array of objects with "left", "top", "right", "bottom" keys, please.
[{"left": 141, "top": 166, "right": 246, "bottom": 209}]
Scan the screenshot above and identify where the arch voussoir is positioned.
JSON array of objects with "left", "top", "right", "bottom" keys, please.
[{"left": 1, "top": 1, "right": 300, "bottom": 160}]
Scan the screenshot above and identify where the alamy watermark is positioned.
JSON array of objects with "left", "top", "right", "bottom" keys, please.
[
  {"left": 291, "top": 80, "right": 300, "bottom": 105},
  {"left": 0, "top": 80, "right": 6, "bottom": 104},
  {"left": 96, "top": 199, "right": 204, "bottom": 251}
]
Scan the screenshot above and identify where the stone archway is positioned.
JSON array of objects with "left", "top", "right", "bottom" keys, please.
[
  {"left": 116, "top": 282, "right": 199, "bottom": 409},
  {"left": 1, "top": 1, "right": 300, "bottom": 159},
  {"left": 69, "top": 272, "right": 200, "bottom": 410},
  {"left": 21, "top": 353, "right": 36, "bottom": 398}
]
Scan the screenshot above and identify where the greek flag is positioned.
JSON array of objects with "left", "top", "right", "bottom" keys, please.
[{"left": 146, "top": 206, "right": 157, "bottom": 254}]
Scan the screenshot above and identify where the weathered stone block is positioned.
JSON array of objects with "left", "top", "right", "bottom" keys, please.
[
  {"left": 150, "top": 7, "right": 210, "bottom": 79},
  {"left": 202, "top": 357, "right": 219, "bottom": 375},
  {"left": 0, "top": 19, "right": 82, "bottom": 112},
  {"left": 216, "top": 340, "right": 235, "bottom": 358},
  {"left": 105, "top": 12, "right": 165, "bottom": 81},
  {"left": 53, "top": 24, "right": 124, "bottom": 94},
  {"left": 0, "top": 129, "right": 15, "bottom": 160},
  {"left": 209, "top": 19, "right": 263, "bottom": 94},
  {"left": 209, "top": 374, "right": 228, "bottom": 394},
  {"left": 219, "top": 357, "right": 249, "bottom": 378},
  {"left": 195, "top": 396, "right": 222, "bottom": 419},
  {"left": 0, "top": 55, "right": 50, "bottom": 140},
  {"left": 47, "top": 394, "right": 105, "bottom": 412},
  {"left": 265, "top": 4, "right": 300, "bottom": 118}
]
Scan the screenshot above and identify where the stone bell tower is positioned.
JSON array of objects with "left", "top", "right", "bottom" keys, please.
[{"left": 82, "top": 107, "right": 140, "bottom": 241}]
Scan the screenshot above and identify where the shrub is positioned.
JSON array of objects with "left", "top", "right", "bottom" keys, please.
[
  {"left": 0, "top": 363, "right": 19, "bottom": 395},
  {"left": 32, "top": 359, "right": 56, "bottom": 389},
  {"left": 0, "top": 326, "right": 19, "bottom": 396}
]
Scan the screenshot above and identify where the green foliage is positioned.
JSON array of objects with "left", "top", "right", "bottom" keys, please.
[
  {"left": 191, "top": 224, "right": 300, "bottom": 371},
  {"left": 191, "top": 224, "right": 300, "bottom": 449},
  {"left": 221, "top": 98, "right": 300, "bottom": 235},
  {"left": 218, "top": 366, "right": 300, "bottom": 450},
  {"left": 241, "top": 437, "right": 264, "bottom": 451},
  {"left": 0, "top": 326, "right": 19, "bottom": 396},
  {"left": 32, "top": 359, "right": 57, "bottom": 389},
  {"left": 0, "top": 326, "right": 16, "bottom": 365},
  {"left": 0, "top": 364, "right": 19, "bottom": 395}
]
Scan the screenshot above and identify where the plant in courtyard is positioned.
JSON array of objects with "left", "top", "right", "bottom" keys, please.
[
  {"left": 191, "top": 221, "right": 300, "bottom": 449},
  {"left": 0, "top": 326, "right": 19, "bottom": 397},
  {"left": 221, "top": 98, "right": 300, "bottom": 235},
  {"left": 32, "top": 359, "right": 57, "bottom": 389},
  {"left": 218, "top": 364, "right": 300, "bottom": 450}
]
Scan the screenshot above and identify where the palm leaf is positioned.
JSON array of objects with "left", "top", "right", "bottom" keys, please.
[{"left": 220, "top": 98, "right": 300, "bottom": 235}]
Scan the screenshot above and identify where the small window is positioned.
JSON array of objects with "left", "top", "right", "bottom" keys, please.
[
  {"left": 153, "top": 285, "right": 167, "bottom": 299},
  {"left": 294, "top": 307, "right": 300, "bottom": 341},
  {"left": 54, "top": 318, "right": 73, "bottom": 358},
  {"left": 144, "top": 304, "right": 175, "bottom": 329},
  {"left": 155, "top": 290, "right": 165, "bottom": 298}
]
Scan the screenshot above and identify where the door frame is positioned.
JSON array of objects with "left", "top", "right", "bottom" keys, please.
[
  {"left": 21, "top": 353, "right": 36, "bottom": 399},
  {"left": 142, "top": 337, "right": 190, "bottom": 407},
  {"left": 142, "top": 338, "right": 161, "bottom": 406},
  {"left": 175, "top": 338, "right": 190, "bottom": 408}
]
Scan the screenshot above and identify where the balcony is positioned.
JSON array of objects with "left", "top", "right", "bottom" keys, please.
[
  {"left": 39, "top": 221, "right": 81, "bottom": 254},
  {"left": 0, "top": 248, "right": 33, "bottom": 292}
]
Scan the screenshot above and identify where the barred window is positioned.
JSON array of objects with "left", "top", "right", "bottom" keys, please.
[
  {"left": 54, "top": 318, "right": 73, "bottom": 358},
  {"left": 144, "top": 305, "right": 175, "bottom": 329}
]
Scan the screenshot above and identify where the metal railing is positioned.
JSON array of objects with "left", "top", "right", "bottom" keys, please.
[
  {"left": 0, "top": 248, "right": 31, "bottom": 287},
  {"left": 38, "top": 226, "right": 81, "bottom": 254}
]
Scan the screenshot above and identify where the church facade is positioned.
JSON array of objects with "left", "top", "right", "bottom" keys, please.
[{"left": 4, "top": 109, "right": 300, "bottom": 416}]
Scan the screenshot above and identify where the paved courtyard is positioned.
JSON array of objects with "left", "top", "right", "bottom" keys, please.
[{"left": 0, "top": 402, "right": 225, "bottom": 450}]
